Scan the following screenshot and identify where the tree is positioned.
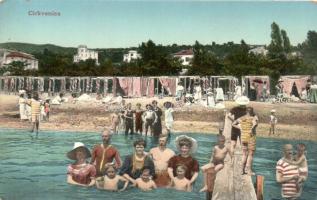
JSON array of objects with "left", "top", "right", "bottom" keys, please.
[
  {"left": 281, "top": 29, "right": 291, "bottom": 53},
  {"left": 268, "top": 22, "right": 284, "bottom": 57},
  {"left": 3, "top": 61, "right": 28, "bottom": 75}
]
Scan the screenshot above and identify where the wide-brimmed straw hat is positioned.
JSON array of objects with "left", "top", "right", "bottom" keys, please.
[
  {"left": 278, "top": 78, "right": 283, "bottom": 82},
  {"left": 67, "top": 142, "right": 91, "bottom": 160},
  {"left": 235, "top": 96, "right": 250, "bottom": 106},
  {"left": 175, "top": 135, "right": 198, "bottom": 154},
  {"left": 271, "top": 109, "right": 276, "bottom": 113}
]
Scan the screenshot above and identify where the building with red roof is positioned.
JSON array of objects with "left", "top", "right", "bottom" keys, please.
[
  {"left": 173, "top": 49, "right": 194, "bottom": 66},
  {"left": 0, "top": 49, "right": 38, "bottom": 70}
]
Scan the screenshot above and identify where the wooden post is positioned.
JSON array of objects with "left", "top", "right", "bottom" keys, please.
[
  {"left": 206, "top": 167, "right": 216, "bottom": 200},
  {"left": 256, "top": 175, "right": 264, "bottom": 200}
]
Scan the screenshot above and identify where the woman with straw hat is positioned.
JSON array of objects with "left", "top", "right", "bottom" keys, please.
[
  {"left": 66, "top": 142, "right": 96, "bottom": 187},
  {"left": 167, "top": 135, "right": 199, "bottom": 189}
]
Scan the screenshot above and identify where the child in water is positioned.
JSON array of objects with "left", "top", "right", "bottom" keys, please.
[
  {"left": 96, "top": 165, "right": 129, "bottom": 192},
  {"left": 135, "top": 167, "right": 157, "bottom": 191},
  {"left": 288, "top": 143, "right": 308, "bottom": 191},
  {"left": 200, "top": 135, "right": 230, "bottom": 192},
  {"left": 171, "top": 165, "right": 191, "bottom": 192}
]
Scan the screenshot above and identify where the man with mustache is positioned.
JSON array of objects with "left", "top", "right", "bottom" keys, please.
[{"left": 149, "top": 132, "right": 175, "bottom": 187}]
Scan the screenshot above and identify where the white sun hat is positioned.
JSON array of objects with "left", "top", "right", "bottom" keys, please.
[
  {"left": 66, "top": 142, "right": 91, "bottom": 160},
  {"left": 235, "top": 96, "right": 250, "bottom": 106}
]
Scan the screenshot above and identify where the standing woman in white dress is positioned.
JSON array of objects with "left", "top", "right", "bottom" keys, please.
[
  {"left": 163, "top": 101, "right": 174, "bottom": 135},
  {"left": 19, "top": 93, "right": 28, "bottom": 120}
]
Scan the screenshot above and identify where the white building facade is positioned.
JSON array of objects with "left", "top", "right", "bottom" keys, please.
[
  {"left": 73, "top": 45, "right": 99, "bottom": 65},
  {"left": 173, "top": 49, "right": 194, "bottom": 66},
  {"left": 248, "top": 46, "right": 268, "bottom": 56},
  {"left": 0, "top": 49, "right": 38, "bottom": 70},
  {"left": 123, "top": 50, "right": 141, "bottom": 63}
]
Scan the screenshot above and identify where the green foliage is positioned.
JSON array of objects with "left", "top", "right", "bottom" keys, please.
[
  {"left": 2, "top": 61, "right": 28, "bottom": 75},
  {"left": 281, "top": 30, "right": 291, "bottom": 53},
  {"left": 1, "top": 26, "right": 316, "bottom": 77}
]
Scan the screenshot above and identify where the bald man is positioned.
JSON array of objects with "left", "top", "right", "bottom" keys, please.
[{"left": 90, "top": 129, "right": 122, "bottom": 177}]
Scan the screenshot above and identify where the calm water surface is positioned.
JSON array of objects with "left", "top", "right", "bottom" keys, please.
[{"left": 0, "top": 128, "right": 316, "bottom": 200}]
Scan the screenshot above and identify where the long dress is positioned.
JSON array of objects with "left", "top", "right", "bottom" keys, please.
[{"left": 19, "top": 98, "right": 28, "bottom": 120}]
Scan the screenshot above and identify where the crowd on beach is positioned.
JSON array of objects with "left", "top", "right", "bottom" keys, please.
[{"left": 14, "top": 84, "right": 309, "bottom": 199}]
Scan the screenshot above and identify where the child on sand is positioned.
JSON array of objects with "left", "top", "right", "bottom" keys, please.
[
  {"left": 96, "top": 165, "right": 129, "bottom": 192},
  {"left": 110, "top": 110, "right": 120, "bottom": 134},
  {"left": 135, "top": 167, "right": 157, "bottom": 191},
  {"left": 269, "top": 109, "right": 277, "bottom": 135},
  {"left": 200, "top": 135, "right": 230, "bottom": 192},
  {"left": 171, "top": 165, "right": 191, "bottom": 192},
  {"left": 44, "top": 99, "right": 50, "bottom": 121}
]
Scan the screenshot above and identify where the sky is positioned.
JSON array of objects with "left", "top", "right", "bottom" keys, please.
[{"left": 0, "top": 0, "right": 316, "bottom": 48}]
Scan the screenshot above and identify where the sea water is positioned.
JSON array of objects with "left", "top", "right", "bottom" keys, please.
[{"left": 0, "top": 128, "right": 316, "bottom": 200}]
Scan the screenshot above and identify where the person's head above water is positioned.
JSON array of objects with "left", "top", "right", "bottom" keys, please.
[
  {"left": 101, "top": 129, "right": 112, "bottom": 144},
  {"left": 283, "top": 144, "right": 293, "bottom": 160}
]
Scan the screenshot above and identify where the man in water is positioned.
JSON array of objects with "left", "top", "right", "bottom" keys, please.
[
  {"left": 152, "top": 100, "right": 163, "bottom": 137},
  {"left": 149, "top": 133, "right": 175, "bottom": 187},
  {"left": 276, "top": 144, "right": 301, "bottom": 200},
  {"left": 90, "top": 129, "right": 122, "bottom": 177},
  {"left": 142, "top": 104, "right": 157, "bottom": 136}
]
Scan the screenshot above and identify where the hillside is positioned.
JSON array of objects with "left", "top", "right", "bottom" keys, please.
[{"left": 0, "top": 42, "right": 77, "bottom": 55}]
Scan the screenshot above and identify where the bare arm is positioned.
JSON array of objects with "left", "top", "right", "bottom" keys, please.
[
  {"left": 252, "top": 116, "right": 258, "bottom": 130},
  {"left": 287, "top": 156, "right": 305, "bottom": 166},
  {"left": 122, "top": 173, "right": 136, "bottom": 185},
  {"left": 67, "top": 175, "right": 88, "bottom": 187},
  {"left": 119, "top": 176, "right": 129, "bottom": 191},
  {"left": 152, "top": 181, "right": 157, "bottom": 189},
  {"left": 189, "top": 172, "right": 198, "bottom": 185},
  {"left": 186, "top": 181, "right": 192, "bottom": 192},
  {"left": 232, "top": 119, "right": 240, "bottom": 129},
  {"left": 209, "top": 147, "right": 216, "bottom": 163},
  {"left": 227, "top": 113, "right": 234, "bottom": 121},
  {"left": 167, "top": 167, "right": 175, "bottom": 180},
  {"left": 88, "top": 178, "right": 96, "bottom": 187},
  {"left": 95, "top": 177, "right": 104, "bottom": 189}
]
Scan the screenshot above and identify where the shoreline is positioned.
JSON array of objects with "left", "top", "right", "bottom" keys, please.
[
  {"left": 0, "top": 118, "right": 316, "bottom": 141},
  {"left": 1, "top": 94, "right": 316, "bottom": 141}
]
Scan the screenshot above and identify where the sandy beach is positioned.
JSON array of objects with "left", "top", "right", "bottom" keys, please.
[{"left": 0, "top": 94, "right": 316, "bottom": 141}]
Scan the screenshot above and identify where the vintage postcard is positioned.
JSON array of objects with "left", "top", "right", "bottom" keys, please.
[{"left": 0, "top": 0, "right": 316, "bottom": 200}]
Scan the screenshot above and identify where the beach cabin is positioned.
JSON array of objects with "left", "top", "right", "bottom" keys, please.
[{"left": 242, "top": 76, "right": 270, "bottom": 101}]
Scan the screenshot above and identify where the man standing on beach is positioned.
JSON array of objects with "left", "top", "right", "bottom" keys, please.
[
  {"left": 25, "top": 93, "right": 41, "bottom": 136},
  {"left": 149, "top": 133, "right": 175, "bottom": 187},
  {"left": 90, "top": 129, "right": 122, "bottom": 177},
  {"left": 276, "top": 144, "right": 301, "bottom": 200}
]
